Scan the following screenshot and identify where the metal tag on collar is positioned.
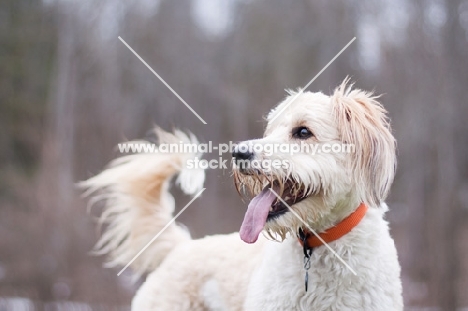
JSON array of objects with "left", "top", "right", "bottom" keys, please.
[{"left": 301, "top": 231, "right": 313, "bottom": 292}]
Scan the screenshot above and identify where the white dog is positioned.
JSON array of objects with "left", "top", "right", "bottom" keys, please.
[{"left": 82, "top": 80, "right": 403, "bottom": 310}]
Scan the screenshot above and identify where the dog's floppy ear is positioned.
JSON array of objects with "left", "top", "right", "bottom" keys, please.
[{"left": 332, "top": 78, "right": 396, "bottom": 207}]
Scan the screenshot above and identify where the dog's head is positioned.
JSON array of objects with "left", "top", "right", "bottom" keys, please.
[{"left": 233, "top": 79, "right": 396, "bottom": 243}]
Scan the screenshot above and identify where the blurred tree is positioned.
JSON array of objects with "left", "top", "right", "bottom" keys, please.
[{"left": 0, "top": 0, "right": 56, "bottom": 196}]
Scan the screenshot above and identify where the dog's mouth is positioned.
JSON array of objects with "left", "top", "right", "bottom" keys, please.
[
  {"left": 239, "top": 180, "right": 308, "bottom": 244},
  {"left": 268, "top": 180, "right": 307, "bottom": 219}
]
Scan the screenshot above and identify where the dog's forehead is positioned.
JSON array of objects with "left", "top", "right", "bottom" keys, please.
[{"left": 266, "top": 91, "right": 331, "bottom": 129}]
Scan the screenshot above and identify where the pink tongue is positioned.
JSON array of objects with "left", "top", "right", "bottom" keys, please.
[{"left": 239, "top": 185, "right": 279, "bottom": 243}]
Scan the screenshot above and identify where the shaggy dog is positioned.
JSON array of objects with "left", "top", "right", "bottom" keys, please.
[{"left": 82, "top": 80, "right": 403, "bottom": 310}]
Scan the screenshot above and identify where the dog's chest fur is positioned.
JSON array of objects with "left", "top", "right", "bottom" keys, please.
[{"left": 243, "top": 208, "right": 403, "bottom": 311}]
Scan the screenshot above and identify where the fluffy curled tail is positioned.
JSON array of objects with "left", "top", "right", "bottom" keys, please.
[{"left": 80, "top": 128, "right": 205, "bottom": 277}]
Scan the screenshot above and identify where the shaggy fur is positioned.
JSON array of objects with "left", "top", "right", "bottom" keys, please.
[{"left": 82, "top": 80, "right": 403, "bottom": 310}]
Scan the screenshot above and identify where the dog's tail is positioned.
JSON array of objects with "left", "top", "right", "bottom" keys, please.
[{"left": 80, "top": 128, "right": 205, "bottom": 277}]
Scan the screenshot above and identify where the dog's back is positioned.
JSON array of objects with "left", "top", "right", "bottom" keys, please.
[{"left": 81, "top": 131, "right": 266, "bottom": 310}]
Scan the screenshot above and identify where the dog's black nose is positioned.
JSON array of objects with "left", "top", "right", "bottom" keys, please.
[{"left": 232, "top": 145, "right": 254, "bottom": 161}]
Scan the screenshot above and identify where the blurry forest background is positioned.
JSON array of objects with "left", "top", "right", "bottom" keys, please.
[{"left": 1, "top": 0, "right": 468, "bottom": 310}]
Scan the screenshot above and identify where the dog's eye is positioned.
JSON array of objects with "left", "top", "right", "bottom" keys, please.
[{"left": 292, "top": 127, "right": 313, "bottom": 139}]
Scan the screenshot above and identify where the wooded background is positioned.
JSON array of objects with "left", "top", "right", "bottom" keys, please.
[{"left": 1, "top": 0, "right": 467, "bottom": 309}]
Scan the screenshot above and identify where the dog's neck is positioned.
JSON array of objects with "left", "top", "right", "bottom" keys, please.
[
  {"left": 299, "top": 193, "right": 363, "bottom": 233},
  {"left": 297, "top": 202, "right": 368, "bottom": 248}
]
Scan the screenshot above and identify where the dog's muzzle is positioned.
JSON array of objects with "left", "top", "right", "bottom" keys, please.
[{"left": 232, "top": 143, "right": 255, "bottom": 173}]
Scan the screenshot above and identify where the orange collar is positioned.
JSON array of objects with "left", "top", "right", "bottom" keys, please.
[{"left": 298, "top": 203, "right": 368, "bottom": 248}]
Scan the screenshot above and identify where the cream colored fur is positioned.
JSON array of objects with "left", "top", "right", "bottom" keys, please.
[
  {"left": 81, "top": 128, "right": 205, "bottom": 278},
  {"left": 82, "top": 80, "right": 403, "bottom": 310}
]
